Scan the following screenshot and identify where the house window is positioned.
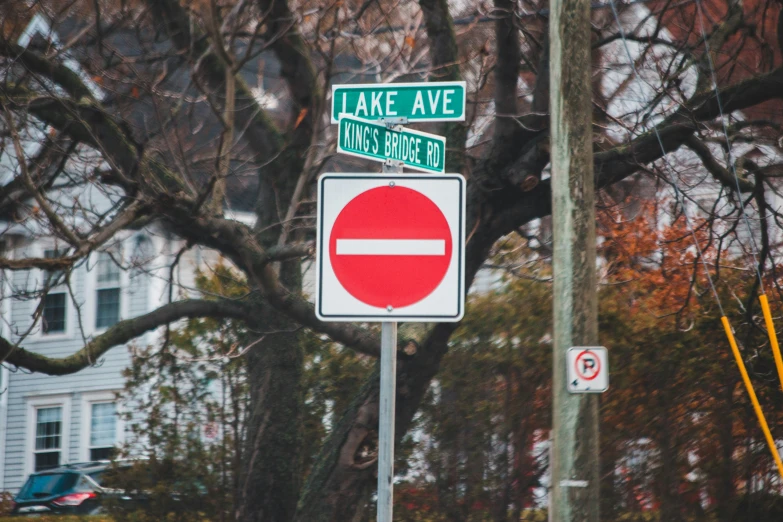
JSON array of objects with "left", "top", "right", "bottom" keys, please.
[
  {"left": 41, "top": 249, "right": 67, "bottom": 334},
  {"left": 88, "top": 402, "right": 117, "bottom": 460},
  {"left": 34, "top": 407, "right": 62, "bottom": 471},
  {"left": 95, "top": 252, "right": 120, "bottom": 329},
  {"left": 42, "top": 293, "right": 66, "bottom": 333}
]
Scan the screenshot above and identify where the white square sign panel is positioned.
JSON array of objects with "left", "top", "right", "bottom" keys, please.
[
  {"left": 316, "top": 173, "right": 466, "bottom": 322},
  {"left": 566, "top": 347, "right": 609, "bottom": 393}
]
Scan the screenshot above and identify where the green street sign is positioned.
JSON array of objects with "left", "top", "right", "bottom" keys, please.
[
  {"left": 337, "top": 115, "right": 446, "bottom": 173},
  {"left": 332, "top": 81, "right": 466, "bottom": 123}
]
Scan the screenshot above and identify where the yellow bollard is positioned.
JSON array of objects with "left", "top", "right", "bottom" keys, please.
[
  {"left": 721, "top": 316, "right": 783, "bottom": 480},
  {"left": 759, "top": 294, "right": 783, "bottom": 392}
]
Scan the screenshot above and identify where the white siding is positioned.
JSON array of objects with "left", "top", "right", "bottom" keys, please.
[
  {"left": 1, "top": 239, "right": 155, "bottom": 492},
  {"left": 0, "top": 243, "right": 11, "bottom": 490}
]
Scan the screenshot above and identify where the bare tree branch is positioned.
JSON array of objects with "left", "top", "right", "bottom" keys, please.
[
  {"left": 493, "top": 0, "right": 521, "bottom": 140},
  {"left": 0, "top": 40, "right": 95, "bottom": 100},
  {"left": 684, "top": 134, "right": 754, "bottom": 192},
  {"left": 1, "top": 298, "right": 254, "bottom": 375},
  {"left": 419, "top": 0, "right": 467, "bottom": 172}
]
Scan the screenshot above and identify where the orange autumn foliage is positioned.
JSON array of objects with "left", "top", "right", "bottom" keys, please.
[{"left": 598, "top": 197, "right": 727, "bottom": 318}]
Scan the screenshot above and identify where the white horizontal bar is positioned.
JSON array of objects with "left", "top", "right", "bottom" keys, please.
[
  {"left": 560, "top": 480, "right": 589, "bottom": 488},
  {"left": 336, "top": 239, "right": 445, "bottom": 256}
]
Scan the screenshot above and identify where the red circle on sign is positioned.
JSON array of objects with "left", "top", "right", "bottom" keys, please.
[
  {"left": 575, "top": 350, "right": 601, "bottom": 381},
  {"left": 329, "top": 185, "right": 452, "bottom": 308}
]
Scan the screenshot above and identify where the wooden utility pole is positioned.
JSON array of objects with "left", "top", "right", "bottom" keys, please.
[{"left": 549, "top": 0, "right": 600, "bottom": 517}]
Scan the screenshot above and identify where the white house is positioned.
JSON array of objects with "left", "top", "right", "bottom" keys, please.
[
  {"left": 0, "top": 14, "right": 240, "bottom": 492},
  {"left": 0, "top": 219, "right": 228, "bottom": 492}
]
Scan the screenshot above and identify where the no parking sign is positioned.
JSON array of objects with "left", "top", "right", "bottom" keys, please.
[{"left": 566, "top": 346, "right": 609, "bottom": 393}]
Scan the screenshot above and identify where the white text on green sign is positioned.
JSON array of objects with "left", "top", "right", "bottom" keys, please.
[
  {"left": 331, "top": 81, "right": 466, "bottom": 123},
  {"left": 337, "top": 115, "right": 446, "bottom": 173}
]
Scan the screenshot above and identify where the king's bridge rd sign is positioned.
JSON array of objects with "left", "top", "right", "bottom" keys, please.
[
  {"left": 337, "top": 115, "right": 446, "bottom": 173},
  {"left": 331, "top": 81, "right": 466, "bottom": 123}
]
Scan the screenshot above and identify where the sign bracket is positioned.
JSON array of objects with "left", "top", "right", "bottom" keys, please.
[
  {"left": 384, "top": 159, "right": 404, "bottom": 169},
  {"left": 382, "top": 116, "right": 409, "bottom": 129}
]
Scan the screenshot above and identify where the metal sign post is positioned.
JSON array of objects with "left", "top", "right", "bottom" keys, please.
[
  {"left": 377, "top": 157, "right": 402, "bottom": 522},
  {"left": 377, "top": 320, "right": 397, "bottom": 522}
]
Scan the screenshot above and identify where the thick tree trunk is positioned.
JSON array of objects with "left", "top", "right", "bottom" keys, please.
[
  {"left": 236, "top": 167, "right": 306, "bottom": 521},
  {"left": 236, "top": 303, "right": 304, "bottom": 522},
  {"left": 294, "top": 366, "right": 380, "bottom": 522}
]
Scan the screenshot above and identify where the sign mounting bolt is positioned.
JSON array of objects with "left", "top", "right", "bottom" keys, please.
[
  {"left": 387, "top": 305, "right": 393, "bottom": 312},
  {"left": 389, "top": 181, "right": 395, "bottom": 187}
]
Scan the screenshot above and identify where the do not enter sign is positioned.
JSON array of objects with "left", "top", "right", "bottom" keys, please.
[{"left": 316, "top": 174, "right": 465, "bottom": 322}]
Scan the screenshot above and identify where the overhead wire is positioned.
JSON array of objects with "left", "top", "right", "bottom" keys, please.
[
  {"left": 607, "top": 0, "right": 783, "bottom": 480},
  {"left": 606, "top": 1, "right": 723, "bottom": 315},
  {"left": 692, "top": 1, "right": 764, "bottom": 288},
  {"left": 691, "top": 0, "right": 783, "bottom": 397}
]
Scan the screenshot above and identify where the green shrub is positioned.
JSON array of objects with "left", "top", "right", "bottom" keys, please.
[{"left": 112, "top": 265, "right": 250, "bottom": 521}]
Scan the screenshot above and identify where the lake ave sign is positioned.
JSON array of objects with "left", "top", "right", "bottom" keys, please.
[
  {"left": 332, "top": 81, "right": 466, "bottom": 123},
  {"left": 337, "top": 115, "right": 446, "bottom": 173}
]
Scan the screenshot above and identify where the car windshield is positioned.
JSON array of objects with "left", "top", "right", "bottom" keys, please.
[{"left": 17, "top": 473, "right": 78, "bottom": 499}]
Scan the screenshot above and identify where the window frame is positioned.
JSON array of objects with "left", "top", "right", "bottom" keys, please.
[
  {"left": 41, "top": 292, "right": 68, "bottom": 335},
  {"left": 33, "top": 243, "right": 74, "bottom": 340},
  {"left": 79, "top": 391, "right": 123, "bottom": 462},
  {"left": 88, "top": 248, "right": 128, "bottom": 334},
  {"left": 25, "top": 395, "right": 72, "bottom": 475}
]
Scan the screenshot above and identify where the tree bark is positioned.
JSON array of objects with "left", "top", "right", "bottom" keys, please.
[
  {"left": 237, "top": 258, "right": 304, "bottom": 522},
  {"left": 236, "top": 306, "right": 303, "bottom": 522}
]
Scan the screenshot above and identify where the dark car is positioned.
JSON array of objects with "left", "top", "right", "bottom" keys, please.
[
  {"left": 12, "top": 459, "right": 206, "bottom": 516},
  {"left": 11, "top": 462, "right": 110, "bottom": 516}
]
